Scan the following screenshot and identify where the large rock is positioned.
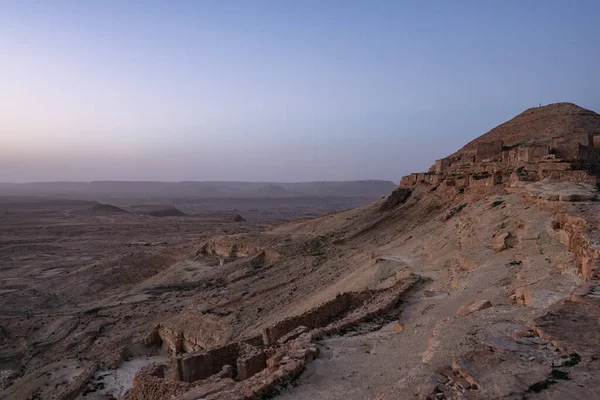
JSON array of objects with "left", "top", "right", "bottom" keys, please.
[
  {"left": 453, "top": 349, "right": 551, "bottom": 398},
  {"left": 534, "top": 297, "right": 600, "bottom": 357},
  {"left": 492, "top": 232, "right": 511, "bottom": 252},
  {"left": 456, "top": 300, "right": 493, "bottom": 316}
]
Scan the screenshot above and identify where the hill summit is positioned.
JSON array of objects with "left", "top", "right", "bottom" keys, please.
[
  {"left": 401, "top": 102, "right": 600, "bottom": 190},
  {"left": 456, "top": 102, "right": 600, "bottom": 155}
]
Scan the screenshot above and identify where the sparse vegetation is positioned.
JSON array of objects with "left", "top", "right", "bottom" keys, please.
[
  {"left": 303, "top": 235, "right": 330, "bottom": 256},
  {"left": 550, "top": 369, "right": 570, "bottom": 380},
  {"left": 528, "top": 379, "right": 556, "bottom": 393}
]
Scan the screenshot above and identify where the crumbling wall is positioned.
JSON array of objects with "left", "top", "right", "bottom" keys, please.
[
  {"left": 129, "top": 276, "right": 420, "bottom": 400},
  {"left": 541, "top": 170, "right": 597, "bottom": 185},
  {"left": 578, "top": 144, "right": 600, "bottom": 165},
  {"left": 469, "top": 174, "right": 497, "bottom": 188},
  {"left": 551, "top": 136, "right": 587, "bottom": 160},
  {"left": 262, "top": 291, "right": 374, "bottom": 345},
  {"left": 172, "top": 342, "right": 240, "bottom": 383},
  {"left": 400, "top": 173, "right": 441, "bottom": 187},
  {"left": 475, "top": 140, "right": 503, "bottom": 162},
  {"left": 555, "top": 214, "right": 600, "bottom": 279},
  {"left": 236, "top": 344, "right": 267, "bottom": 380},
  {"left": 435, "top": 158, "right": 454, "bottom": 174},
  {"left": 152, "top": 312, "right": 228, "bottom": 355},
  {"left": 125, "top": 364, "right": 191, "bottom": 400}
]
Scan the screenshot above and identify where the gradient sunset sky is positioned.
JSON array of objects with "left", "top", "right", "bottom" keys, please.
[{"left": 1, "top": 0, "right": 599, "bottom": 182}]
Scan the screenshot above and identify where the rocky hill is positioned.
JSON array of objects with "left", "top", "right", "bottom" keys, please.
[{"left": 455, "top": 102, "right": 600, "bottom": 156}]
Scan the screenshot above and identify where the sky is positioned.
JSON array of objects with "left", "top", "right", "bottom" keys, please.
[{"left": 1, "top": 0, "right": 599, "bottom": 183}]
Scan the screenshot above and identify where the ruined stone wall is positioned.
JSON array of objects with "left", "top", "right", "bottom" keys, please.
[
  {"left": 400, "top": 173, "right": 441, "bottom": 187},
  {"left": 125, "top": 364, "right": 191, "bottom": 400},
  {"left": 172, "top": 342, "right": 240, "bottom": 383},
  {"left": 261, "top": 291, "right": 374, "bottom": 345},
  {"left": 578, "top": 144, "right": 600, "bottom": 165},
  {"left": 236, "top": 344, "right": 267, "bottom": 380},
  {"left": 556, "top": 214, "right": 600, "bottom": 279},
  {"left": 551, "top": 136, "right": 587, "bottom": 160},
  {"left": 154, "top": 312, "right": 228, "bottom": 355},
  {"left": 128, "top": 276, "right": 419, "bottom": 400},
  {"left": 527, "top": 145, "right": 551, "bottom": 162},
  {"left": 435, "top": 158, "right": 453, "bottom": 174},
  {"left": 469, "top": 174, "right": 497, "bottom": 188},
  {"left": 475, "top": 140, "right": 503, "bottom": 162},
  {"left": 199, "top": 235, "right": 264, "bottom": 258},
  {"left": 541, "top": 170, "right": 597, "bottom": 185}
]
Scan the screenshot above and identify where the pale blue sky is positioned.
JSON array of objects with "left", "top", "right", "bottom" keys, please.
[{"left": 1, "top": 0, "right": 599, "bottom": 182}]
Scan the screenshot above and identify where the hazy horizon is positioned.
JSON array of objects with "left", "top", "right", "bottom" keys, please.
[
  {"left": 2, "top": 1, "right": 599, "bottom": 183},
  {"left": 0, "top": 179, "right": 398, "bottom": 184}
]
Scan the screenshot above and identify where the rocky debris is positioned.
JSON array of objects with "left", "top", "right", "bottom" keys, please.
[
  {"left": 395, "top": 322, "right": 404, "bottom": 333},
  {"left": 518, "top": 179, "right": 598, "bottom": 202},
  {"left": 586, "top": 284, "right": 600, "bottom": 298},
  {"left": 512, "top": 286, "right": 567, "bottom": 308},
  {"left": 534, "top": 297, "right": 600, "bottom": 357},
  {"left": 456, "top": 300, "right": 492, "bottom": 316},
  {"left": 431, "top": 295, "right": 600, "bottom": 399},
  {"left": 492, "top": 231, "right": 512, "bottom": 252},
  {"left": 378, "top": 187, "right": 411, "bottom": 212},
  {"left": 451, "top": 348, "right": 551, "bottom": 398},
  {"left": 571, "top": 282, "right": 594, "bottom": 297},
  {"left": 456, "top": 254, "right": 477, "bottom": 271},
  {"left": 236, "top": 344, "right": 267, "bottom": 381},
  {"left": 277, "top": 325, "right": 308, "bottom": 344},
  {"left": 442, "top": 203, "right": 467, "bottom": 221}
]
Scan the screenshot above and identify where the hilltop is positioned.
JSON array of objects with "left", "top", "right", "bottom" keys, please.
[{"left": 455, "top": 102, "right": 600, "bottom": 156}]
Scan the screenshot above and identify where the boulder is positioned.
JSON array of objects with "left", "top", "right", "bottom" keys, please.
[
  {"left": 456, "top": 300, "right": 493, "bottom": 316},
  {"left": 492, "top": 232, "right": 511, "bottom": 252}
]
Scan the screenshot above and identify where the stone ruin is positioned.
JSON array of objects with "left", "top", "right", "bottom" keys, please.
[
  {"left": 400, "top": 134, "right": 600, "bottom": 193},
  {"left": 124, "top": 274, "right": 420, "bottom": 400}
]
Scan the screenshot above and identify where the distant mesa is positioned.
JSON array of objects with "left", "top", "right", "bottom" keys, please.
[
  {"left": 130, "top": 205, "right": 186, "bottom": 217},
  {"left": 86, "top": 203, "right": 130, "bottom": 215}
]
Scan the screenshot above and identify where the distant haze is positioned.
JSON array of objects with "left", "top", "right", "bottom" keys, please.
[{"left": 1, "top": 1, "right": 599, "bottom": 183}]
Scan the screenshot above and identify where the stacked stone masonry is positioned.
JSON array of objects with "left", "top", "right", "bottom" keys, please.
[
  {"left": 402, "top": 134, "right": 600, "bottom": 193},
  {"left": 126, "top": 275, "right": 420, "bottom": 400}
]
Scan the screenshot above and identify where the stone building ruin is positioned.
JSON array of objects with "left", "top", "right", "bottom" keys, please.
[{"left": 401, "top": 134, "right": 600, "bottom": 192}]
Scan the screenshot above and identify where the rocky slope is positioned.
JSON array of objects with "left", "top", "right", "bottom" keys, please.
[{"left": 99, "top": 103, "right": 600, "bottom": 400}]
